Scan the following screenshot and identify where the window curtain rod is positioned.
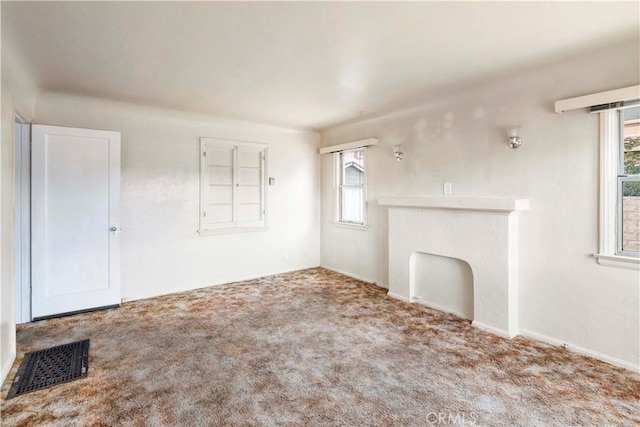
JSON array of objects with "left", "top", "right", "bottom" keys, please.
[
  {"left": 590, "top": 99, "right": 639, "bottom": 113},
  {"left": 318, "top": 138, "right": 379, "bottom": 154},
  {"left": 555, "top": 85, "right": 640, "bottom": 114}
]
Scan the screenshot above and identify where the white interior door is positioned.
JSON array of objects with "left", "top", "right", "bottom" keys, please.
[{"left": 32, "top": 125, "right": 120, "bottom": 319}]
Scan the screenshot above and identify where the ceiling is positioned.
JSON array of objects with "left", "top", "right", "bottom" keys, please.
[{"left": 3, "top": 1, "right": 639, "bottom": 130}]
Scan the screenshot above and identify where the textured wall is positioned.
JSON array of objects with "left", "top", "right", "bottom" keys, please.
[
  {"left": 1, "top": 9, "right": 39, "bottom": 381},
  {"left": 320, "top": 40, "right": 640, "bottom": 370},
  {"left": 34, "top": 93, "right": 321, "bottom": 302},
  {"left": 0, "top": 82, "right": 17, "bottom": 383}
]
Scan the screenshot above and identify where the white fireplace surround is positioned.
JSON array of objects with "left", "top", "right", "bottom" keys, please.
[{"left": 379, "top": 197, "right": 530, "bottom": 338}]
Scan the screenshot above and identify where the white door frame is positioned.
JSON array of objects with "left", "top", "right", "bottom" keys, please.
[{"left": 14, "top": 116, "right": 31, "bottom": 324}]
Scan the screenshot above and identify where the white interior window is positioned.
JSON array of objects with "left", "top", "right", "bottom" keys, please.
[
  {"left": 200, "top": 138, "right": 267, "bottom": 234},
  {"left": 596, "top": 103, "right": 640, "bottom": 269},
  {"left": 618, "top": 107, "right": 640, "bottom": 255},
  {"left": 337, "top": 148, "right": 366, "bottom": 225}
]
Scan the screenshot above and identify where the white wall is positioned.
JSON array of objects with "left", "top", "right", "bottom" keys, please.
[
  {"left": 0, "top": 81, "right": 17, "bottom": 384},
  {"left": 0, "top": 8, "right": 39, "bottom": 381},
  {"left": 34, "top": 93, "right": 320, "bottom": 302},
  {"left": 320, "top": 40, "right": 640, "bottom": 370}
]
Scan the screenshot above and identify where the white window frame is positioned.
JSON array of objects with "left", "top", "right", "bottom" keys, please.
[
  {"left": 335, "top": 147, "right": 368, "bottom": 228},
  {"left": 199, "top": 137, "right": 268, "bottom": 235},
  {"left": 594, "top": 108, "right": 640, "bottom": 270}
]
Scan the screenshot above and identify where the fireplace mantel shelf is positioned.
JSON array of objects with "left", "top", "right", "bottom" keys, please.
[{"left": 378, "top": 196, "right": 530, "bottom": 213}]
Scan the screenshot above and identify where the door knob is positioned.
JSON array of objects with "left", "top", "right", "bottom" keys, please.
[{"left": 110, "top": 226, "right": 117, "bottom": 232}]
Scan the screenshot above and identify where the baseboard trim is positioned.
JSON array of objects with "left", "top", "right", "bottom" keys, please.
[
  {"left": 471, "top": 321, "right": 513, "bottom": 339},
  {"left": 124, "top": 265, "right": 322, "bottom": 303},
  {"left": 1, "top": 350, "right": 16, "bottom": 384},
  {"left": 300, "top": 264, "right": 638, "bottom": 373},
  {"left": 412, "top": 298, "right": 472, "bottom": 321},
  {"left": 386, "top": 291, "right": 411, "bottom": 303},
  {"left": 519, "top": 328, "right": 640, "bottom": 373},
  {"left": 320, "top": 265, "right": 384, "bottom": 288}
]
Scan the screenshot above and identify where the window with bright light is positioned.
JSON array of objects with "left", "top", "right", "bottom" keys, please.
[
  {"left": 337, "top": 148, "right": 366, "bottom": 225},
  {"left": 596, "top": 102, "right": 640, "bottom": 267},
  {"left": 619, "top": 106, "right": 640, "bottom": 256}
]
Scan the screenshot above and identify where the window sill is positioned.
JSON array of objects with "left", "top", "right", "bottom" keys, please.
[
  {"left": 333, "top": 221, "right": 369, "bottom": 231},
  {"left": 199, "top": 226, "right": 268, "bottom": 236},
  {"left": 593, "top": 253, "right": 640, "bottom": 271}
]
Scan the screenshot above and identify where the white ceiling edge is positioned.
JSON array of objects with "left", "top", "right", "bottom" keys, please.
[
  {"left": 32, "top": 91, "right": 321, "bottom": 137},
  {"left": 19, "top": 35, "right": 639, "bottom": 135}
]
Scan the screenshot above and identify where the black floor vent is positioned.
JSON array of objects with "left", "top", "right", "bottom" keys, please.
[{"left": 7, "top": 339, "right": 90, "bottom": 399}]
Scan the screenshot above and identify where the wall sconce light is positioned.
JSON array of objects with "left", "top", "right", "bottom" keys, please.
[
  {"left": 392, "top": 144, "right": 404, "bottom": 161},
  {"left": 507, "top": 127, "right": 523, "bottom": 149}
]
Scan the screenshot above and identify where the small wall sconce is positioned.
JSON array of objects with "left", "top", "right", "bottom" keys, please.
[
  {"left": 507, "top": 127, "right": 523, "bottom": 149},
  {"left": 392, "top": 144, "right": 404, "bottom": 161}
]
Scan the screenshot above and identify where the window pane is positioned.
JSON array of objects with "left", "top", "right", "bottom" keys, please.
[
  {"left": 208, "top": 185, "right": 232, "bottom": 204},
  {"left": 238, "top": 203, "right": 262, "bottom": 222},
  {"left": 338, "top": 148, "right": 365, "bottom": 224},
  {"left": 341, "top": 187, "right": 363, "bottom": 223},
  {"left": 238, "top": 167, "right": 261, "bottom": 185},
  {"left": 206, "top": 205, "right": 233, "bottom": 224},
  {"left": 623, "top": 106, "right": 640, "bottom": 176},
  {"left": 208, "top": 165, "right": 232, "bottom": 185},
  {"left": 237, "top": 149, "right": 261, "bottom": 167},
  {"left": 340, "top": 149, "right": 364, "bottom": 185},
  {"left": 207, "top": 146, "right": 233, "bottom": 166},
  {"left": 621, "top": 181, "right": 640, "bottom": 252},
  {"left": 237, "top": 186, "right": 261, "bottom": 204}
]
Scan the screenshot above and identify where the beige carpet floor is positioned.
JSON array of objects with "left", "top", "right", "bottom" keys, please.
[{"left": 1, "top": 268, "right": 639, "bottom": 426}]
